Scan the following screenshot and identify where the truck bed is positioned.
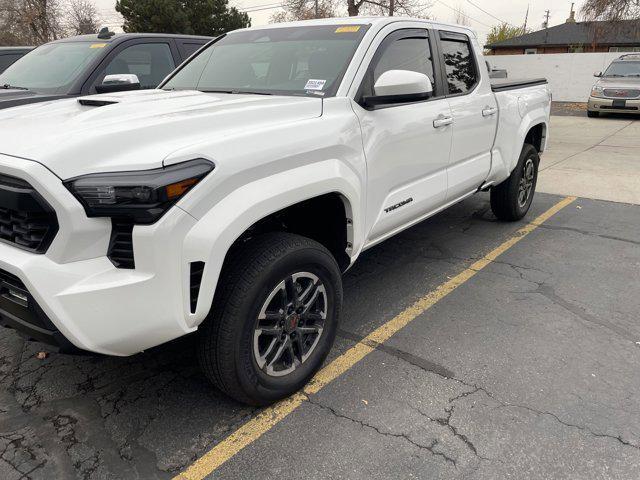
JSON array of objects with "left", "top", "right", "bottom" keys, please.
[{"left": 491, "top": 78, "right": 548, "bottom": 92}]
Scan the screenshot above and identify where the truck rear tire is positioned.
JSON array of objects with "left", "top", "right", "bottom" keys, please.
[
  {"left": 198, "top": 232, "right": 342, "bottom": 406},
  {"left": 490, "top": 143, "right": 539, "bottom": 221}
]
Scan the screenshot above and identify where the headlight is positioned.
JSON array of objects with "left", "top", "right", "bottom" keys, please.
[
  {"left": 64, "top": 159, "right": 214, "bottom": 224},
  {"left": 591, "top": 85, "right": 605, "bottom": 98}
]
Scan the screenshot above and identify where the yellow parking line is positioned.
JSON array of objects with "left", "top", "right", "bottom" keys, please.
[{"left": 175, "top": 195, "right": 577, "bottom": 480}]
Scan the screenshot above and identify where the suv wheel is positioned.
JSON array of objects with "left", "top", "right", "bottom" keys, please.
[
  {"left": 490, "top": 143, "right": 539, "bottom": 221},
  {"left": 198, "top": 232, "right": 342, "bottom": 406},
  {"left": 587, "top": 110, "right": 600, "bottom": 118}
]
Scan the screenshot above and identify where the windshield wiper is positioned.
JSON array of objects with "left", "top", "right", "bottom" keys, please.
[
  {"left": 1, "top": 84, "right": 29, "bottom": 90},
  {"left": 201, "top": 89, "right": 274, "bottom": 96},
  {"left": 201, "top": 89, "right": 234, "bottom": 94}
]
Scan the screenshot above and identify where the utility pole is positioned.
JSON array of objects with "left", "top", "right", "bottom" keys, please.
[
  {"left": 314, "top": 0, "right": 318, "bottom": 18},
  {"left": 542, "top": 9, "right": 551, "bottom": 29},
  {"left": 389, "top": 0, "right": 395, "bottom": 16},
  {"left": 522, "top": 4, "right": 529, "bottom": 34}
]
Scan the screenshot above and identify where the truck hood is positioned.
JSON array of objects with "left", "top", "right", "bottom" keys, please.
[
  {"left": 0, "top": 89, "right": 322, "bottom": 179},
  {"left": 596, "top": 77, "right": 640, "bottom": 90}
]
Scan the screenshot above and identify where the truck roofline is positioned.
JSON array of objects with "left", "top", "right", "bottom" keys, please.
[{"left": 231, "top": 16, "right": 478, "bottom": 39}]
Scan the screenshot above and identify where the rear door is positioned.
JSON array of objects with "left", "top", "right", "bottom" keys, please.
[
  {"left": 351, "top": 26, "right": 453, "bottom": 245},
  {"left": 436, "top": 31, "right": 497, "bottom": 201}
]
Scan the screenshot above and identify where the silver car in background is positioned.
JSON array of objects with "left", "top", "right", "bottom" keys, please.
[{"left": 588, "top": 54, "right": 640, "bottom": 117}]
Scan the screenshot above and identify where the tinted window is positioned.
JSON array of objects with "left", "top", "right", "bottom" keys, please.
[
  {"left": 0, "top": 54, "right": 23, "bottom": 73},
  {"left": 441, "top": 36, "right": 477, "bottom": 94},
  {"left": 96, "top": 43, "right": 175, "bottom": 91},
  {"left": 163, "top": 25, "right": 369, "bottom": 97},
  {"left": 373, "top": 37, "right": 434, "bottom": 85},
  {"left": 181, "top": 42, "right": 206, "bottom": 57},
  {"left": 0, "top": 42, "right": 105, "bottom": 94}
]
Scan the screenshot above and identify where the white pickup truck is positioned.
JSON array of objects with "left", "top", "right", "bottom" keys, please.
[{"left": 0, "top": 18, "right": 550, "bottom": 405}]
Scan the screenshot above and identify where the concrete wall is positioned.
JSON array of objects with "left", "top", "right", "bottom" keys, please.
[{"left": 487, "top": 52, "right": 624, "bottom": 102}]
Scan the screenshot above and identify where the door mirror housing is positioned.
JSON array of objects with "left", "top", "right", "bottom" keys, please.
[
  {"left": 363, "top": 70, "right": 433, "bottom": 108},
  {"left": 594, "top": 71, "right": 603, "bottom": 77},
  {"left": 96, "top": 74, "right": 141, "bottom": 94}
]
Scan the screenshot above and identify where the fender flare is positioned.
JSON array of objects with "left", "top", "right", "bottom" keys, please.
[{"left": 181, "top": 159, "right": 363, "bottom": 327}]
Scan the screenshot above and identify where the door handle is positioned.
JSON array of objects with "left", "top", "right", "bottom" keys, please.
[
  {"left": 433, "top": 116, "right": 454, "bottom": 128},
  {"left": 482, "top": 107, "right": 498, "bottom": 117}
]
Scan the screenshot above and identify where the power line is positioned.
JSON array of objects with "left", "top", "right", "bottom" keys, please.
[
  {"left": 464, "top": 0, "right": 518, "bottom": 28},
  {"left": 433, "top": 0, "right": 492, "bottom": 28}
]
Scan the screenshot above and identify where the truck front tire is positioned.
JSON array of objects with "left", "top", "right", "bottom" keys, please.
[
  {"left": 198, "top": 232, "right": 342, "bottom": 406},
  {"left": 490, "top": 143, "right": 539, "bottom": 221},
  {"left": 587, "top": 110, "right": 600, "bottom": 118}
]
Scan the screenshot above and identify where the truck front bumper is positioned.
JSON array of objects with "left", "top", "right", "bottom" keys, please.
[
  {"left": 588, "top": 96, "right": 640, "bottom": 114},
  {"left": 0, "top": 154, "right": 203, "bottom": 356}
]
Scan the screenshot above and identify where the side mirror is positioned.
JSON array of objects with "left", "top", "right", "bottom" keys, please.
[
  {"left": 363, "top": 70, "right": 433, "bottom": 108},
  {"left": 96, "top": 74, "right": 141, "bottom": 94},
  {"left": 594, "top": 71, "right": 603, "bottom": 77}
]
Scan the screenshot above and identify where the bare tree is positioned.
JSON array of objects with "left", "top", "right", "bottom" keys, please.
[
  {"left": 452, "top": 4, "right": 470, "bottom": 26},
  {"left": 347, "top": 0, "right": 431, "bottom": 17},
  {"left": 581, "top": 0, "right": 640, "bottom": 21},
  {"left": 0, "top": 0, "right": 64, "bottom": 45},
  {"left": 271, "top": 0, "right": 335, "bottom": 22},
  {"left": 65, "top": 0, "right": 99, "bottom": 35}
]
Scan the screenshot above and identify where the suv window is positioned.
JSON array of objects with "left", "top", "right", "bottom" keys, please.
[
  {"left": 181, "top": 42, "right": 206, "bottom": 57},
  {"left": 95, "top": 43, "right": 175, "bottom": 91},
  {"left": 361, "top": 30, "right": 436, "bottom": 98},
  {"left": 440, "top": 33, "right": 478, "bottom": 95},
  {"left": 0, "top": 54, "right": 22, "bottom": 73}
]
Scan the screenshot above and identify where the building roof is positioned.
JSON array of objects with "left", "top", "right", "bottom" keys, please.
[{"left": 485, "top": 19, "right": 640, "bottom": 49}]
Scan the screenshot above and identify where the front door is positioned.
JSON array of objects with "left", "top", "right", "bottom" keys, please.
[{"left": 352, "top": 28, "right": 453, "bottom": 245}]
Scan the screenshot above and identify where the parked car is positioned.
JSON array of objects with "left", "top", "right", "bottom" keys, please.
[
  {"left": 0, "top": 47, "right": 33, "bottom": 73},
  {"left": 0, "top": 18, "right": 550, "bottom": 406},
  {"left": 0, "top": 29, "right": 210, "bottom": 109},
  {"left": 588, "top": 54, "right": 640, "bottom": 117}
]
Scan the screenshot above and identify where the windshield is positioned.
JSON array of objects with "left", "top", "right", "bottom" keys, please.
[
  {"left": 603, "top": 61, "right": 640, "bottom": 77},
  {"left": 163, "top": 25, "right": 370, "bottom": 97},
  {"left": 0, "top": 42, "right": 106, "bottom": 94}
]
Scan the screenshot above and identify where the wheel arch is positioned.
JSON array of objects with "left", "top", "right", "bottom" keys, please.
[
  {"left": 524, "top": 122, "right": 547, "bottom": 153},
  {"left": 182, "top": 160, "right": 362, "bottom": 328}
]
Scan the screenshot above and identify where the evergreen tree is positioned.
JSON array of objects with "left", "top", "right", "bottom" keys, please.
[{"left": 115, "top": 0, "right": 250, "bottom": 36}]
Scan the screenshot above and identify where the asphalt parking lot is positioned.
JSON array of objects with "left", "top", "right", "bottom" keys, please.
[{"left": 1, "top": 113, "right": 639, "bottom": 480}]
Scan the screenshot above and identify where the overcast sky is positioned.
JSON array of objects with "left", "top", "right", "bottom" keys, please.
[{"left": 93, "top": 0, "right": 586, "bottom": 44}]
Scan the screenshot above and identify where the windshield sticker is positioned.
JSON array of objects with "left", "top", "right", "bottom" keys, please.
[
  {"left": 90, "top": 43, "right": 107, "bottom": 49},
  {"left": 304, "top": 79, "right": 326, "bottom": 91},
  {"left": 335, "top": 26, "right": 361, "bottom": 33}
]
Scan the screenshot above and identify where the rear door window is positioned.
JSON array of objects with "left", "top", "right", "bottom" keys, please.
[{"left": 439, "top": 32, "right": 478, "bottom": 95}]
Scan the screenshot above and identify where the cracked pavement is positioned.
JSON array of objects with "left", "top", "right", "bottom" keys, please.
[{"left": 1, "top": 191, "right": 639, "bottom": 479}]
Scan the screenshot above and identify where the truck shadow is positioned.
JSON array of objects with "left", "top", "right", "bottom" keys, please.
[{"left": 0, "top": 193, "right": 554, "bottom": 478}]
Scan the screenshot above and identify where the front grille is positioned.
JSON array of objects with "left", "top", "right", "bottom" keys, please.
[
  {"left": 603, "top": 89, "right": 640, "bottom": 98},
  {"left": 108, "top": 220, "right": 135, "bottom": 269},
  {"left": 0, "top": 174, "right": 58, "bottom": 253}
]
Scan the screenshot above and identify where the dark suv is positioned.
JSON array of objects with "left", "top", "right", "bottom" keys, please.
[
  {"left": 0, "top": 31, "right": 211, "bottom": 110},
  {"left": 0, "top": 47, "right": 33, "bottom": 73}
]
